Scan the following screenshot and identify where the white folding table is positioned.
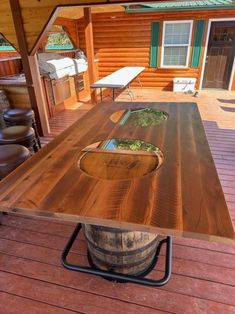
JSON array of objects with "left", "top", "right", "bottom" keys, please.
[{"left": 90, "top": 66, "right": 145, "bottom": 101}]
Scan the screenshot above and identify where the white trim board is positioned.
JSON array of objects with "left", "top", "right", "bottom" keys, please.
[{"left": 161, "top": 20, "right": 193, "bottom": 68}]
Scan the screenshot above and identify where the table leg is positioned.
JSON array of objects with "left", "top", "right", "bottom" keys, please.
[
  {"left": 61, "top": 223, "right": 172, "bottom": 286},
  {"left": 100, "top": 88, "right": 103, "bottom": 101},
  {"left": 126, "top": 84, "right": 134, "bottom": 101},
  {"left": 137, "top": 76, "right": 143, "bottom": 89}
]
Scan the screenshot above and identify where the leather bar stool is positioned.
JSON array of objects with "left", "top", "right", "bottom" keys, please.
[
  {"left": 0, "top": 144, "right": 30, "bottom": 180},
  {"left": 0, "top": 125, "right": 38, "bottom": 153},
  {"left": 3, "top": 108, "right": 41, "bottom": 149}
]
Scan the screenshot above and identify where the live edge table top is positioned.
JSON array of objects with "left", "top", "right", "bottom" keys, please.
[{"left": 0, "top": 102, "right": 234, "bottom": 244}]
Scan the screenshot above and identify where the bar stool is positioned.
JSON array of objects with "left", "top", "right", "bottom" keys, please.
[
  {"left": 3, "top": 108, "right": 41, "bottom": 149},
  {"left": 0, "top": 90, "right": 10, "bottom": 128},
  {"left": 0, "top": 144, "right": 30, "bottom": 180},
  {"left": 0, "top": 125, "right": 38, "bottom": 153}
]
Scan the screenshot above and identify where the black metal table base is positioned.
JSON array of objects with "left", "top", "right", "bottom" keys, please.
[
  {"left": 61, "top": 223, "right": 172, "bottom": 286},
  {"left": 99, "top": 86, "right": 134, "bottom": 102}
]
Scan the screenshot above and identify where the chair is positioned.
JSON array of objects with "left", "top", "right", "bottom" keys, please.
[
  {"left": 3, "top": 108, "right": 41, "bottom": 149},
  {"left": 0, "top": 125, "right": 38, "bottom": 153},
  {"left": 0, "top": 144, "right": 30, "bottom": 180}
]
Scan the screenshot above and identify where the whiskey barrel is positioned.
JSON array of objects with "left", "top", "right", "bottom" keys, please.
[{"left": 83, "top": 224, "right": 160, "bottom": 275}]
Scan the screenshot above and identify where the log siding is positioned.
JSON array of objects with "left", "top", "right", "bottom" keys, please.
[{"left": 77, "top": 10, "right": 235, "bottom": 91}]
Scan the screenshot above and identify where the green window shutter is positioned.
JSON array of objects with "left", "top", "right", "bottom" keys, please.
[
  {"left": 191, "top": 20, "right": 205, "bottom": 67},
  {"left": 149, "top": 22, "right": 160, "bottom": 68}
]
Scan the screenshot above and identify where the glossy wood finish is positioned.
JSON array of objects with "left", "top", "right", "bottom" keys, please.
[
  {"left": 0, "top": 101, "right": 234, "bottom": 243},
  {"left": 79, "top": 148, "right": 161, "bottom": 180},
  {"left": 0, "top": 92, "right": 234, "bottom": 312}
]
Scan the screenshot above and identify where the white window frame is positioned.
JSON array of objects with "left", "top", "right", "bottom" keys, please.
[{"left": 161, "top": 20, "right": 193, "bottom": 68}]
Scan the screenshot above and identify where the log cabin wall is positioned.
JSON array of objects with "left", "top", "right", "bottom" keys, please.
[
  {"left": 77, "top": 9, "right": 235, "bottom": 91},
  {"left": 0, "top": 57, "right": 22, "bottom": 77},
  {"left": 0, "top": 51, "right": 19, "bottom": 58},
  {"left": 0, "top": 48, "right": 21, "bottom": 77}
]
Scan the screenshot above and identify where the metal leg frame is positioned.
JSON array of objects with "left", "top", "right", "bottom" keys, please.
[
  {"left": 125, "top": 84, "right": 134, "bottom": 101},
  {"left": 137, "top": 77, "right": 143, "bottom": 89},
  {"left": 99, "top": 88, "right": 114, "bottom": 102},
  {"left": 61, "top": 223, "right": 172, "bottom": 286},
  {"left": 100, "top": 88, "right": 103, "bottom": 102}
]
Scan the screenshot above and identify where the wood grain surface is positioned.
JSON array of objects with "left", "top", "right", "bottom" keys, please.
[
  {"left": 79, "top": 149, "right": 160, "bottom": 180},
  {"left": 0, "top": 102, "right": 234, "bottom": 244}
]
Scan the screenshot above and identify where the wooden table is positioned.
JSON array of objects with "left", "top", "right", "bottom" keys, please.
[
  {"left": 90, "top": 67, "right": 145, "bottom": 101},
  {"left": 0, "top": 102, "right": 234, "bottom": 244}
]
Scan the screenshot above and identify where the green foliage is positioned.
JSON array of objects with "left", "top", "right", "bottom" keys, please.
[
  {"left": 124, "top": 108, "right": 168, "bottom": 126},
  {"left": 0, "top": 36, "right": 12, "bottom": 47},
  {"left": 115, "top": 139, "right": 159, "bottom": 153},
  {"left": 46, "top": 32, "right": 73, "bottom": 47}
]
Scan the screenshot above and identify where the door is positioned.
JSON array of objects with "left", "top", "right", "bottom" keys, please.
[{"left": 203, "top": 21, "right": 235, "bottom": 89}]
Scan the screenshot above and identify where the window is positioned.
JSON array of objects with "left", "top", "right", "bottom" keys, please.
[
  {"left": 45, "top": 25, "right": 74, "bottom": 50},
  {"left": 0, "top": 34, "right": 15, "bottom": 51},
  {"left": 212, "top": 26, "right": 235, "bottom": 42},
  {"left": 161, "top": 21, "right": 193, "bottom": 67}
]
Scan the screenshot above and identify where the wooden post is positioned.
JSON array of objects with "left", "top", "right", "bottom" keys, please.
[
  {"left": 28, "top": 55, "right": 50, "bottom": 134},
  {"left": 84, "top": 8, "right": 97, "bottom": 104},
  {"left": 9, "top": 0, "right": 50, "bottom": 135}
]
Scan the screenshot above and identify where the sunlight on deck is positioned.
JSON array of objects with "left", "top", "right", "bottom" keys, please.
[{"left": 4, "top": 89, "right": 233, "bottom": 313}]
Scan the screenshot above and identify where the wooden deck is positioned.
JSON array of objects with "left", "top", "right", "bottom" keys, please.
[{"left": 0, "top": 90, "right": 235, "bottom": 313}]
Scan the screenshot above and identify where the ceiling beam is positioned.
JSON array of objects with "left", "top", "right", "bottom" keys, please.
[{"left": 84, "top": 7, "right": 98, "bottom": 104}]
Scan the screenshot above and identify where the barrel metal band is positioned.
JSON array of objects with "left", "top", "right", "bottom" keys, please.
[{"left": 61, "top": 223, "right": 172, "bottom": 287}]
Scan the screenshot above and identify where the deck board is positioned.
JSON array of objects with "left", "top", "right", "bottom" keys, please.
[
  {"left": 0, "top": 91, "right": 235, "bottom": 313},
  {"left": 0, "top": 249, "right": 234, "bottom": 313},
  {"left": 0, "top": 292, "right": 80, "bottom": 314}
]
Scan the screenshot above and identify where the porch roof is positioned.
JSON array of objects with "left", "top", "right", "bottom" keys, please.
[{"left": 126, "top": 0, "right": 235, "bottom": 12}]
